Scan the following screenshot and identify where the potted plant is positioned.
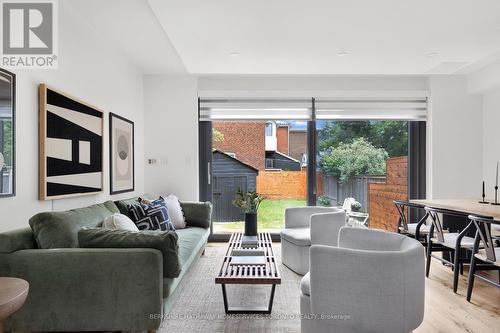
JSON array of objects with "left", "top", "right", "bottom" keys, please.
[
  {"left": 351, "top": 201, "right": 362, "bottom": 212},
  {"left": 233, "top": 189, "right": 264, "bottom": 236}
]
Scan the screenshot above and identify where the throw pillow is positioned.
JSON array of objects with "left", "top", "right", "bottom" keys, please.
[
  {"left": 161, "top": 194, "right": 187, "bottom": 229},
  {"left": 127, "top": 198, "right": 175, "bottom": 231},
  {"left": 102, "top": 213, "right": 139, "bottom": 231},
  {"left": 78, "top": 228, "right": 180, "bottom": 278}
]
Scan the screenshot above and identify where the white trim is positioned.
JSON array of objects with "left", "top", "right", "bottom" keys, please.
[{"left": 198, "top": 90, "right": 430, "bottom": 99}]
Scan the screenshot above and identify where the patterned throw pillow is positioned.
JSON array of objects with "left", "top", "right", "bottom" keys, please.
[{"left": 127, "top": 198, "right": 176, "bottom": 231}]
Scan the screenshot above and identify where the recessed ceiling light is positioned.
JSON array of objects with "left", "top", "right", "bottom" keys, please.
[
  {"left": 337, "top": 49, "right": 349, "bottom": 57},
  {"left": 228, "top": 52, "right": 240, "bottom": 57},
  {"left": 426, "top": 52, "right": 439, "bottom": 58}
]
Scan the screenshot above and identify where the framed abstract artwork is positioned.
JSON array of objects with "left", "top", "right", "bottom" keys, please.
[
  {"left": 109, "top": 113, "right": 134, "bottom": 195},
  {"left": 0, "top": 68, "right": 15, "bottom": 198},
  {"left": 39, "top": 84, "right": 103, "bottom": 200}
]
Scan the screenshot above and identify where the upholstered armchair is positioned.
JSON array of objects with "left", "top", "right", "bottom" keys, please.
[
  {"left": 280, "top": 207, "right": 345, "bottom": 275},
  {"left": 300, "top": 227, "right": 425, "bottom": 333}
]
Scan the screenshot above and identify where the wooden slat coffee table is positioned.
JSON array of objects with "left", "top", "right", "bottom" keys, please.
[{"left": 215, "top": 232, "right": 281, "bottom": 314}]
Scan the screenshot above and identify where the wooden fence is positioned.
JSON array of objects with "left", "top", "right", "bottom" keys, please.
[{"left": 320, "top": 175, "right": 386, "bottom": 212}]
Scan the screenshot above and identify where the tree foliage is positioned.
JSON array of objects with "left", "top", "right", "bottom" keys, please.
[
  {"left": 318, "top": 121, "right": 407, "bottom": 158},
  {"left": 1, "top": 121, "right": 12, "bottom": 166},
  {"left": 319, "top": 137, "right": 388, "bottom": 181},
  {"left": 213, "top": 129, "right": 225, "bottom": 143}
]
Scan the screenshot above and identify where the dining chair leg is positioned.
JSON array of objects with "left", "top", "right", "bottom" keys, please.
[
  {"left": 466, "top": 256, "right": 476, "bottom": 302},
  {"left": 460, "top": 262, "right": 464, "bottom": 275},
  {"left": 426, "top": 240, "right": 432, "bottom": 277},
  {"left": 453, "top": 248, "right": 460, "bottom": 293}
]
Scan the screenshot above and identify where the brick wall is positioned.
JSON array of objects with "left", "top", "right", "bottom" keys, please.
[
  {"left": 368, "top": 156, "right": 408, "bottom": 231},
  {"left": 257, "top": 170, "right": 307, "bottom": 199},
  {"left": 276, "top": 126, "right": 289, "bottom": 155},
  {"left": 213, "top": 122, "right": 265, "bottom": 170}
]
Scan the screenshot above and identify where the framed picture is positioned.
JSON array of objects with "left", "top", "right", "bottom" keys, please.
[
  {"left": 109, "top": 113, "right": 134, "bottom": 194},
  {"left": 0, "top": 68, "right": 15, "bottom": 198},
  {"left": 39, "top": 84, "right": 104, "bottom": 200}
]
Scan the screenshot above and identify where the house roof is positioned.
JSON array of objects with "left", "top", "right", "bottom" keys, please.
[
  {"left": 273, "top": 150, "right": 301, "bottom": 163},
  {"left": 212, "top": 149, "right": 259, "bottom": 172}
]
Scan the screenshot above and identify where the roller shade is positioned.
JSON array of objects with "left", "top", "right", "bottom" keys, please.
[
  {"left": 315, "top": 96, "right": 427, "bottom": 120},
  {"left": 199, "top": 94, "right": 427, "bottom": 121},
  {"left": 199, "top": 98, "right": 312, "bottom": 121}
]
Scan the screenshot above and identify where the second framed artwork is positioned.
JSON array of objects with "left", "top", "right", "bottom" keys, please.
[{"left": 109, "top": 113, "right": 134, "bottom": 194}]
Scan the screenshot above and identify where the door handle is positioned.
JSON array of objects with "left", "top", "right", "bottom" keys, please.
[{"left": 207, "top": 162, "right": 211, "bottom": 185}]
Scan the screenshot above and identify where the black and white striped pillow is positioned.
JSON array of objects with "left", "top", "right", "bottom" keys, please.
[{"left": 127, "top": 198, "right": 176, "bottom": 231}]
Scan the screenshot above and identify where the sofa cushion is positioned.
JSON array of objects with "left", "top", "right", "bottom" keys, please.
[
  {"left": 127, "top": 198, "right": 175, "bottom": 231},
  {"left": 301, "top": 272, "right": 310, "bottom": 296},
  {"left": 162, "top": 226, "right": 209, "bottom": 297},
  {"left": 29, "top": 201, "right": 120, "bottom": 249},
  {"left": 78, "top": 228, "right": 181, "bottom": 278},
  {"left": 280, "top": 227, "right": 311, "bottom": 247}
]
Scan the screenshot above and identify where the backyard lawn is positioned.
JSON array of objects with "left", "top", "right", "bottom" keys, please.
[{"left": 213, "top": 198, "right": 307, "bottom": 233}]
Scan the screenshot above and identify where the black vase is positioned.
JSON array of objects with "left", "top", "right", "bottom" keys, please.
[{"left": 244, "top": 212, "right": 257, "bottom": 236}]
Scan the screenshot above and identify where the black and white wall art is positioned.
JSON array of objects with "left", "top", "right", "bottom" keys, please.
[
  {"left": 39, "top": 84, "right": 103, "bottom": 200},
  {"left": 109, "top": 113, "right": 134, "bottom": 194}
]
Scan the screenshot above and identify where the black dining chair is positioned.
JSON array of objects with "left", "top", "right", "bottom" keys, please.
[
  {"left": 425, "top": 206, "right": 478, "bottom": 293},
  {"left": 394, "top": 200, "right": 430, "bottom": 244},
  {"left": 466, "top": 215, "right": 500, "bottom": 302}
]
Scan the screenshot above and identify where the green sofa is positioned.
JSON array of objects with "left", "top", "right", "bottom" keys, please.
[{"left": 0, "top": 197, "right": 212, "bottom": 332}]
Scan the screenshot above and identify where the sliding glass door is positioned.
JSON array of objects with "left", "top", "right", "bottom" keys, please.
[{"left": 199, "top": 96, "right": 427, "bottom": 240}]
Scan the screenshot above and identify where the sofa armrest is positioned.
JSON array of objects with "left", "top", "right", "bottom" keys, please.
[
  {"left": 180, "top": 201, "right": 212, "bottom": 229},
  {"left": 0, "top": 248, "right": 163, "bottom": 332},
  {"left": 0, "top": 227, "right": 37, "bottom": 253},
  {"left": 310, "top": 211, "right": 346, "bottom": 247}
]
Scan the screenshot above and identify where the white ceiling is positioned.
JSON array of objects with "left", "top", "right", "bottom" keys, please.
[
  {"left": 146, "top": 0, "right": 500, "bottom": 75},
  {"left": 68, "top": 0, "right": 186, "bottom": 74}
]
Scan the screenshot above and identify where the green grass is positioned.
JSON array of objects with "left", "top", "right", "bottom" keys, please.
[{"left": 213, "top": 198, "right": 307, "bottom": 233}]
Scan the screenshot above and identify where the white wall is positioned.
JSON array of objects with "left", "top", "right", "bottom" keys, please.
[
  {"left": 427, "top": 76, "right": 483, "bottom": 199},
  {"left": 0, "top": 1, "right": 145, "bottom": 232},
  {"left": 143, "top": 75, "right": 198, "bottom": 201},
  {"left": 482, "top": 87, "right": 500, "bottom": 191}
]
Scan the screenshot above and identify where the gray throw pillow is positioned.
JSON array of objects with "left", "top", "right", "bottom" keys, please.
[{"left": 78, "top": 228, "right": 181, "bottom": 278}]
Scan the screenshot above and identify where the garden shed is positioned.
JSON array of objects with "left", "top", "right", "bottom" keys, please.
[{"left": 212, "top": 150, "right": 259, "bottom": 222}]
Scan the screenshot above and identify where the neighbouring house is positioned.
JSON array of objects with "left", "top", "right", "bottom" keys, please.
[
  {"left": 289, "top": 127, "right": 307, "bottom": 166},
  {"left": 213, "top": 121, "right": 305, "bottom": 171},
  {"left": 212, "top": 150, "right": 259, "bottom": 222}
]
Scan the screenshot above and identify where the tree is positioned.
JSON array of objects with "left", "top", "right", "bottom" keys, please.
[
  {"left": 369, "top": 121, "right": 408, "bottom": 157},
  {"left": 319, "top": 137, "right": 388, "bottom": 181},
  {"left": 317, "top": 120, "right": 407, "bottom": 158},
  {"left": 213, "top": 129, "right": 225, "bottom": 143}
]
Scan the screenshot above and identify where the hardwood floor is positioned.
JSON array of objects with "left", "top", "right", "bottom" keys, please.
[{"left": 416, "top": 258, "right": 500, "bottom": 333}]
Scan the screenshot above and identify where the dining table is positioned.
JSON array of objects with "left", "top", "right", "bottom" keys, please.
[{"left": 410, "top": 198, "right": 500, "bottom": 224}]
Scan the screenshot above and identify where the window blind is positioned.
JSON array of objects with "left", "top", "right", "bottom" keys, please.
[
  {"left": 199, "top": 95, "right": 427, "bottom": 121},
  {"left": 199, "top": 98, "right": 312, "bottom": 121},
  {"left": 315, "top": 96, "right": 427, "bottom": 121}
]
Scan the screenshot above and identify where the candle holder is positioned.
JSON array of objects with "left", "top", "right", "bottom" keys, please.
[{"left": 491, "top": 186, "right": 500, "bottom": 205}]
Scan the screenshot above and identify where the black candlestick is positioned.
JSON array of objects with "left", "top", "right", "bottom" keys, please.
[
  {"left": 479, "top": 181, "right": 488, "bottom": 203},
  {"left": 492, "top": 186, "right": 500, "bottom": 205}
]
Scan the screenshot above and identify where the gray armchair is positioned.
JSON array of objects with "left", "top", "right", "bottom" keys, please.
[
  {"left": 280, "top": 207, "right": 345, "bottom": 275},
  {"left": 300, "top": 227, "right": 425, "bottom": 333}
]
